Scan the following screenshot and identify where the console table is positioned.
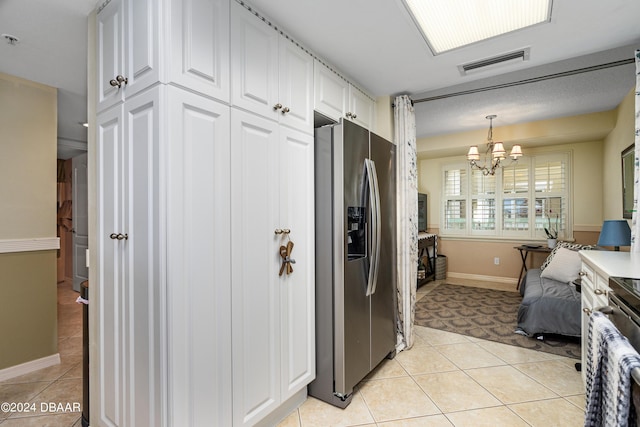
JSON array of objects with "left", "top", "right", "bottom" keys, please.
[
  {"left": 514, "top": 245, "right": 552, "bottom": 289},
  {"left": 418, "top": 233, "right": 437, "bottom": 287}
]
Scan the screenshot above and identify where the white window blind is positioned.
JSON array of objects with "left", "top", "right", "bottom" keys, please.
[
  {"left": 441, "top": 153, "right": 570, "bottom": 239},
  {"left": 502, "top": 163, "right": 529, "bottom": 231},
  {"left": 443, "top": 167, "right": 467, "bottom": 232}
]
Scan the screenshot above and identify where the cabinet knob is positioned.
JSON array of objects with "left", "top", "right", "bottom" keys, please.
[
  {"left": 281, "top": 107, "right": 290, "bottom": 115},
  {"left": 273, "top": 103, "right": 283, "bottom": 111},
  {"left": 578, "top": 271, "right": 585, "bottom": 276},
  {"left": 594, "top": 288, "right": 606, "bottom": 296},
  {"left": 110, "top": 233, "right": 118, "bottom": 240},
  {"left": 274, "top": 228, "right": 291, "bottom": 235},
  {"left": 583, "top": 307, "right": 592, "bottom": 315},
  {"left": 346, "top": 112, "right": 352, "bottom": 118},
  {"left": 109, "top": 75, "right": 128, "bottom": 88},
  {"left": 352, "top": 113, "right": 357, "bottom": 119}
]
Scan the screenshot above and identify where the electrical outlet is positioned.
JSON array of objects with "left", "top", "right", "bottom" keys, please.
[{"left": 494, "top": 257, "right": 500, "bottom": 265}]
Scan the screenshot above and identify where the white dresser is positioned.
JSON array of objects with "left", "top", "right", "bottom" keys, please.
[{"left": 579, "top": 251, "right": 640, "bottom": 383}]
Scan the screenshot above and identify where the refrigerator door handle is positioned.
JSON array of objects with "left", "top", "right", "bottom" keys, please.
[{"left": 364, "top": 159, "right": 381, "bottom": 296}]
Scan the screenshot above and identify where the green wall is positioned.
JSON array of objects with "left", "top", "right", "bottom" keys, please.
[
  {"left": 0, "top": 251, "right": 58, "bottom": 368},
  {"left": 0, "top": 73, "right": 58, "bottom": 371}
]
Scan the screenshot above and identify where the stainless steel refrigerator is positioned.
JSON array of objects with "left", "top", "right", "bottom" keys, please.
[{"left": 309, "top": 119, "right": 396, "bottom": 408}]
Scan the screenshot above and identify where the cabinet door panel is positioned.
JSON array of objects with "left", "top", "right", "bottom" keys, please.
[
  {"left": 123, "top": 88, "right": 163, "bottom": 427},
  {"left": 349, "top": 85, "right": 374, "bottom": 131},
  {"left": 279, "top": 39, "right": 313, "bottom": 133},
  {"left": 278, "top": 127, "right": 315, "bottom": 399},
  {"left": 96, "top": 105, "right": 125, "bottom": 426},
  {"left": 231, "top": 2, "right": 278, "bottom": 118},
  {"left": 124, "top": 0, "right": 160, "bottom": 97},
  {"left": 97, "top": 0, "right": 124, "bottom": 112},
  {"left": 313, "top": 60, "right": 347, "bottom": 122},
  {"left": 169, "top": 0, "right": 230, "bottom": 101},
  {"left": 231, "top": 109, "right": 280, "bottom": 426},
  {"left": 166, "top": 88, "right": 232, "bottom": 426}
]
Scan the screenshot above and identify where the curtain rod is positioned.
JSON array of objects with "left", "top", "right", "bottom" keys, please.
[{"left": 410, "top": 58, "right": 634, "bottom": 104}]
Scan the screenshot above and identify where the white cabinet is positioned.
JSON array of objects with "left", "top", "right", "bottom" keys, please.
[
  {"left": 348, "top": 84, "right": 375, "bottom": 130},
  {"left": 167, "top": 0, "right": 230, "bottom": 101},
  {"left": 165, "top": 87, "right": 232, "bottom": 426},
  {"left": 230, "top": 109, "right": 315, "bottom": 427},
  {"left": 579, "top": 251, "right": 640, "bottom": 384},
  {"left": 313, "top": 59, "right": 375, "bottom": 130},
  {"left": 95, "top": 87, "right": 164, "bottom": 427},
  {"left": 231, "top": 1, "right": 313, "bottom": 133},
  {"left": 96, "top": 0, "right": 160, "bottom": 112}
]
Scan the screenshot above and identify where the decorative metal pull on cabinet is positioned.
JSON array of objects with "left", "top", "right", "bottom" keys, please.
[
  {"left": 279, "top": 240, "right": 295, "bottom": 276},
  {"left": 281, "top": 107, "right": 290, "bottom": 115},
  {"left": 109, "top": 233, "right": 129, "bottom": 240},
  {"left": 109, "top": 75, "right": 128, "bottom": 88}
]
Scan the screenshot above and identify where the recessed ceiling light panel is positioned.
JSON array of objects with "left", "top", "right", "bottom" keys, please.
[{"left": 403, "top": 0, "right": 552, "bottom": 55}]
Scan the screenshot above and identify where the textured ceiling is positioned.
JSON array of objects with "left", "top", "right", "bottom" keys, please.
[{"left": 1, "top": 0, "right": 639, "bottom": 158}]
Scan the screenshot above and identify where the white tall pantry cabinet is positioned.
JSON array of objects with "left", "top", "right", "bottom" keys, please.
[{"left": 92, "top": 0, "right": 314, "bottom": 426}]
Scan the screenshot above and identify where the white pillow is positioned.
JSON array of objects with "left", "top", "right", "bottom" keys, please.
[{"left": 539, "top": 247, "right": 582, "bottom": 284}]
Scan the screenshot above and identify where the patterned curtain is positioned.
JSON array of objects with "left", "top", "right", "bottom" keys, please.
[
  {"left": 394, "top": 95, "right": 418, "bottom": 350},
  {"left": 633, "top": 49, "right": 640, "bottom": 253}
]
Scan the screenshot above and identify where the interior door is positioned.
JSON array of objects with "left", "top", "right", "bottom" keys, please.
[{"left": 72, "top": 153, "right": 89, "bottom": 292}]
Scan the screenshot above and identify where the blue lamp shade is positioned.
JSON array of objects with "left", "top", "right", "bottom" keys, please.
[{"left": 597, "top": 220, "right": 631, "bottom": 250}]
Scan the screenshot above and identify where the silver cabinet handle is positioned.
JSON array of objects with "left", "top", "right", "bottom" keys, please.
[
  {"left": 346, "top": 112, "right": 353, "bottom": 118},
  {"left": 281, "top": 107, "right": 290, "bottom": 114},
  {"left": 110, "top": 233, "right": 118, "bottom": 240},
  {"left": 109, "top": 75, "right": 128, "bottom": 88},
  {"left": 109, "top": 233, "right": 128, "bottom": 240},
  {"left": 274, "top": 228, "right": 291, "bottom": 235},
  {"left": 583, "top": 307, "right": 592, "bottom": 315},
  {"left": 273, "top": 103, "right": 282, "bottom": 111},
  {"left": 594, "top": 288, "right": 607, "bottom": 295}
]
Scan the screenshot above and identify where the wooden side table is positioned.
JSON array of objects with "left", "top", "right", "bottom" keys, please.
[{"left": 514, "top": 245, "right": 552, "bottom": 289}]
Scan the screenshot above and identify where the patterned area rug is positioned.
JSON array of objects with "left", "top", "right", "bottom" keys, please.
[{"left": 414, "top": 283, "right": 581, "bottom": 359}]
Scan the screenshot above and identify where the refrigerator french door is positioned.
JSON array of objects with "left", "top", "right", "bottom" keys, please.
[{"left": 310, "top": 119, "right": 396, "bottom": 408}]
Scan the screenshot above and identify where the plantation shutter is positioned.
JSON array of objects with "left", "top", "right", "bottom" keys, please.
[
  {"left": 471, "top": 169, "right": 495, "bottom": 232},
  {"left": 502, "top": 162, "right": 529, "bottom": 232},
  {"left": 535, "top": 157, "right": 568, "bottom": 239},
  {"left": 443, "top": 167, "right": 467, "bottom": 232}
]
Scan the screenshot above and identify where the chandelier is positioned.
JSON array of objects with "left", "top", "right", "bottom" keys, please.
[{"left": 467, "top": 115, "right": 522, "bottom": 176}]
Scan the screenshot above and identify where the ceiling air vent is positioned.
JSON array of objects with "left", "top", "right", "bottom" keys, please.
[{"left": 458, "top": 47, "right": 530, "bottom": 76}]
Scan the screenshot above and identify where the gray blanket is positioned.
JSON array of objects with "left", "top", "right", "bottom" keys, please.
[{"left": 517, "top": 269, "right": 581, "bottom": 337}]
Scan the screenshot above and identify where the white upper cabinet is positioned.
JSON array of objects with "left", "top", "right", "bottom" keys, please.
[
  {"left": 313, "top": 60, "right": 375, "bottom": 130},
  {"left": 313, "top": 59, "right": 348, "bottom": 123},
  {"left": 96, "top": 0, "right": 159, "bottom": 112},
  {"left": 348, "top": 84, "right": 375, "bottom": 131},
  {"left": 166, "top": 0, "right": 230, "bottom": 102},
  {"left": 231, "top": 1, "right": 313, "bottom": 133}
]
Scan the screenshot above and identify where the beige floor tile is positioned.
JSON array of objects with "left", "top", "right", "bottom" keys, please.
[
  {"left": 514, "top": 359, "right": 584, "bottom": 396},
  {"left": 414, "top": 327, "right": 472, "bottom": 346},
  {"left": 444, "top": 406, "right": 529, "bottom": 427},
  {"left": 414, "top": 371, "right": 501, "bottom": 412},
  {"left": 57, "top": 337, "right": 83, "bottom": 359},
  {"left": 358, "top": 377, "right": 440, "bottom": 422},
  {"left": 298, "top": 394, "right": 375, "bottom": 427},
  {"left": 509, "top": 397, "right": 584, "bottom": 427},
  {"left": 364, "top": 358, "right": 408, "bottom": 381},
  {"left": 377, "top": 414, "right": 454, "bottom": 426},
  {"left": 2, "top": 412, "right": 80, "bottom": 427},
  {"left": 0, "top": 382, "right": 50, "bottom": 408},
  {"left": 278, "top": 409, "right": 301, "bottom": 427},
  {"left": 435, "top": 342, "right": 506, "bottom": 369},
  {"left": 465, "top": 365, "right": 557, "bottom": 404},
  {"left": 476, "top": 340, "right": 560, "bottom": 364},
  {"left": 395, "top": 346, "right": 458, "bottom": 375},
  {"left": 11, "top": 378, "right": 82, "bottom": 419},
  {"left": 565, "top": 393, "right": 586, "bottom": 410}
]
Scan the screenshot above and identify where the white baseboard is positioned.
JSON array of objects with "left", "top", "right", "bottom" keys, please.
[
  {"left": 447, "top": 272, "right": 518, "bottom": 285},
  {"left": 0, "top": 353, "right": 61, "bottom": 382}
]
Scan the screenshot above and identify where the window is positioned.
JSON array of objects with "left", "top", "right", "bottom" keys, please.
[{"left": 441, "top": 153, "right": 570, "bottom": 239}]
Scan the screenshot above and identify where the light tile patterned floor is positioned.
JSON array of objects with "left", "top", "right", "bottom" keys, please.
[
  {"left": 279, "top": 280, "right": 586, "bottom": 427},
  {"left": 0, "top": 282, "right": 83, "bottom": 426}
]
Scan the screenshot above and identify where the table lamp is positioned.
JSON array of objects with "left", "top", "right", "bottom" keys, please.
[{"left": 597, "top": 220, "right": 631, "bottom": 251}]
